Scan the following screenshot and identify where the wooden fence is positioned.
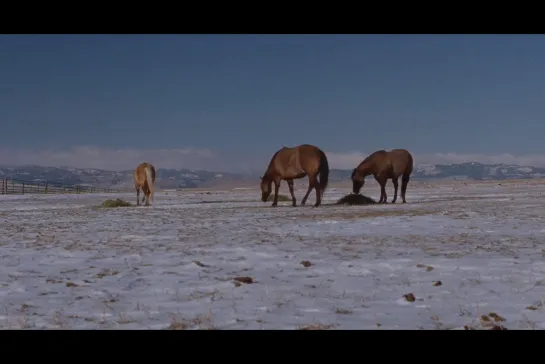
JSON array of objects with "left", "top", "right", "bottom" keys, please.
[{"left": 0, "top": 178, "right": 131, "bottom": 195}]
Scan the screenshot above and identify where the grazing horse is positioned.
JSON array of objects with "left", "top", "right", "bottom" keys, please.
[
  {"left": 133, "top": 162, "right": 156, "bottom": 206},
  {"left": 260, "top": 144, "right": 330, "bottom": 207},
  {"left": 351, "top": 149, "right": 413, "bottom": 204}
]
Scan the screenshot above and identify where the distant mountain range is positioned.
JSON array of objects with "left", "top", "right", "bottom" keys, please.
[{"left": 1, "top": 162, "right": 545, "bottom": 189}]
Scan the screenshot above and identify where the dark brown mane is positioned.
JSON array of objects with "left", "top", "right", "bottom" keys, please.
[
  {"left": 360, "top": 149, "right": 386, "bottom": 165},
  {"left": 263, "top": 149, "right": 283, "bottom": 179}
]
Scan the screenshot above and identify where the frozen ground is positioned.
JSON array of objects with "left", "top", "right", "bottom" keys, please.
[{"left": 1, "top": 180, "right": 545, "bottom": 330}]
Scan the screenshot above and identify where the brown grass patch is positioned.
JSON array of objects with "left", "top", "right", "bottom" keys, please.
[
  {"left": 233, "top": 276, "right": 254, "bottom": 284},
  {"left": 266, "top": 194, "right": 291, "bottom": 202},
  {"left": 95, "top": 269, "right": 120, "bottom": 279},
  {"left": 193, "top": 260, "right": 208, "bottom": 267},
  {"left": 335, "top": 194, "right": 376, "bottom": 205},
  {"left": 100, "top": 198, "right": 132, "bottom": 208},
  {"left": 403, "top": 293, "right": 416, "bottom": 302},
  {"left": 297, "top": 323, "right": 336, "bottom": 330},
  {"left": 416, "top": 263, "right": 434, "bottom": 272},
  {"left": 335, "top": 308, "right": 352, "bottom": 315},
  {"left": 166, "top": 312, "right": 216, "bottom": 330}
]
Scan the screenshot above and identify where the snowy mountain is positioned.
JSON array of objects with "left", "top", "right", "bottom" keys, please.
[{"left": 1, "top": 162, "right": 544, "bottom": 189}]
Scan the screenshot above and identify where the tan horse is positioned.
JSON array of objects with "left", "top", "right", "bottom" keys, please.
[
  {"left": 351, "top": 149, "right": 413, "bottom": 204},
  {"left": 260, "top": 144, "right": 330, "bottom": 207},
  {"left": 133, "top": 162, "right": 156, "bottom": 206}
]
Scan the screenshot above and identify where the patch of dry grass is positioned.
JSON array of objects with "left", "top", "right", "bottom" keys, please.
[
  {"left": 266, "top": 194, "right": 291, "bottom": 202},
  {"left": 100, "top": 198, "right": 132, "bottom": 208},
  {"left": 335, "top": 194, "right": 376, "bottom": 205},
  {"left": 297, "top": 322, "right": 337, "bottom": 330},
  {"left": 166, "top": 311, "right": 216, "bottom": 330}
]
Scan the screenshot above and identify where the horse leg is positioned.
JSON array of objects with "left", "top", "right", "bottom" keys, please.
[
  {"left": 135, "top": 186, "right": 140, "bottom": 206},
  {"left": 401, "top": 174, "right": 410, "bottom": 203},
  {"left": 142, "top": 185, "right": 150, "bottom": 206},
  {"left": 301, "top": 176, "right": 314, "bottom": 205},
  {"left": 391, "top": 178, "right": 399, "bottom": 204},
  {"left": 378, "top": 177, "right": 387, "bottom": 203},
  {"left": 287, "top": 179, "right": 296, "bottom": 207},
  {"left": 271, "top": 179, "right": 281, "bottom": 207},
  {"left": 312, "top": 174, "right": 322, "bottom": 207}
]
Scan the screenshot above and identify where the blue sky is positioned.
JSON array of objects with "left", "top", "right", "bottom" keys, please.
[{"left": 2, "top": 34, "right": 545, "bottom": 171}]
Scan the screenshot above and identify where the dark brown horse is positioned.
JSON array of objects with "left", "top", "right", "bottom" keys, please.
[
  {"left": 133, "top": 162, "right": 156, "bottom": 206},
  {"left": 351, "top": 149, "right": 413, "bottom": 204},
  {"left": 260, "top": 144, "right": 330, "bottom": 207}
]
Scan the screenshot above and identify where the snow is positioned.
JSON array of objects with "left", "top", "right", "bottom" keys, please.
[
  {"left": 416, "top": 164, "right": 439, "bottom": 175},
  {"left": 1, "top": 180, "right": 545, "bottom": 330}
]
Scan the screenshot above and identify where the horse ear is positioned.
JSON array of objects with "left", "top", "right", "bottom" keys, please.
[{"left": 260, "top": 176, "right": 263, "bottom": 180}]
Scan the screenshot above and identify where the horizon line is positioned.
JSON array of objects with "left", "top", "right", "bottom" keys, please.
[{"left": 0, "top": 160, "right": 542, "bottom": 173}]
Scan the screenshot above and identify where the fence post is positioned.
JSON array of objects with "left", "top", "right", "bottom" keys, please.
[
  {"left": 45, "top": 182, "right": 48, "bottom": 194},
  {"left": 22, "top": 183, "right": 25, "bottom": 195}
]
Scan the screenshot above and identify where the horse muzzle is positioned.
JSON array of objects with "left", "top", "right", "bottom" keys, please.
[{"left": 352, "top": 181, "right": 363, "bottom": 195}]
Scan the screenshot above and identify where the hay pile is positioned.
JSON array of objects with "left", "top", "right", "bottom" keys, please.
[
  {"left": 100, "top": 198, "right": 132, "bottom": 208},
  {"left": 335, "top": 194, "right": 376, "bottom": 205},
  {"left": 266, "top": 194, "right": 292, "bottom": 202}
]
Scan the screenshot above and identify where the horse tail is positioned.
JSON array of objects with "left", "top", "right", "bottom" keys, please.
[
  {"left": 318, "top": 149, "right": 329, "bottom": 198},
  {"left": 145, "top": 165, "right": 155, "bottom": 204},
  {"left": 405, "top": 151, "right": 414, "bottom": 176}
]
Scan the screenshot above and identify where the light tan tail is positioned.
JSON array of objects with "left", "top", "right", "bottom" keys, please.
[{"left": 145, "top": 165, "right": 155, "bottom": 204}]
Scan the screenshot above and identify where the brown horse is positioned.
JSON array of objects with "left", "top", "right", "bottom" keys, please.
[
  {"left": 260, "top": 144, "right": 330, "bottom": 207},
  {"left": 133, "top": 162, "right": 156, "bottom": 206},
  {"left": 351, "top": 149, "right": 413, "bottom": 204}
]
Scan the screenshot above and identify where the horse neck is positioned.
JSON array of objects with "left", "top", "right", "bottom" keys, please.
[
  {"left": 262, "top": 166, "right": 276, "bottom": 182},
  {"left": 357, "top": 161, "right": 375, "bottom": 177}
]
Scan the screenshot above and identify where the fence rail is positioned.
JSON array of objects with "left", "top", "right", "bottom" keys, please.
[{"left": 0, "top": 178, "right": 131, "bottom": 195}]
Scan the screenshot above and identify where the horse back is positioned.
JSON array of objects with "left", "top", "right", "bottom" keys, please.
[
  {"left": 387, "top": 149, "right": 413, "bottom": 175},
  {"left": 271, "top": 144, "right": 322, "bottom": 178},
  {"left": 271, "top": 147, "right": 302, "bottom": 177},
  {"left": 134, "top": 162, "right": 155, "bottom": 185}
]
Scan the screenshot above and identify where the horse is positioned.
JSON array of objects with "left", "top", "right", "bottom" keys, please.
[
  {"left": 260, "top": 144, "right": 330, "bottom": 207},
  {"left": 351, "top": 149, "right": 413, "bottom": 204},
  {"left": 133, "top": 162, "right": 156, "bottom": 206}
]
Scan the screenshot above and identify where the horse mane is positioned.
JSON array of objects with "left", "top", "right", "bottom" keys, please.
[
  {"left": 362, "top": 150, "right": 386, "bottom": 163},
  {"left": 354, "top": 150, "right": 387, "bottom": 173},
  {"left": 263, "top": 148, "right": 283, "bottom": 178}
]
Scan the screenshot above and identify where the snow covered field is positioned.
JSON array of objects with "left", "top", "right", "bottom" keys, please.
[{"left": 1, "top": 180, "right": 545, "bottom": 330}]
